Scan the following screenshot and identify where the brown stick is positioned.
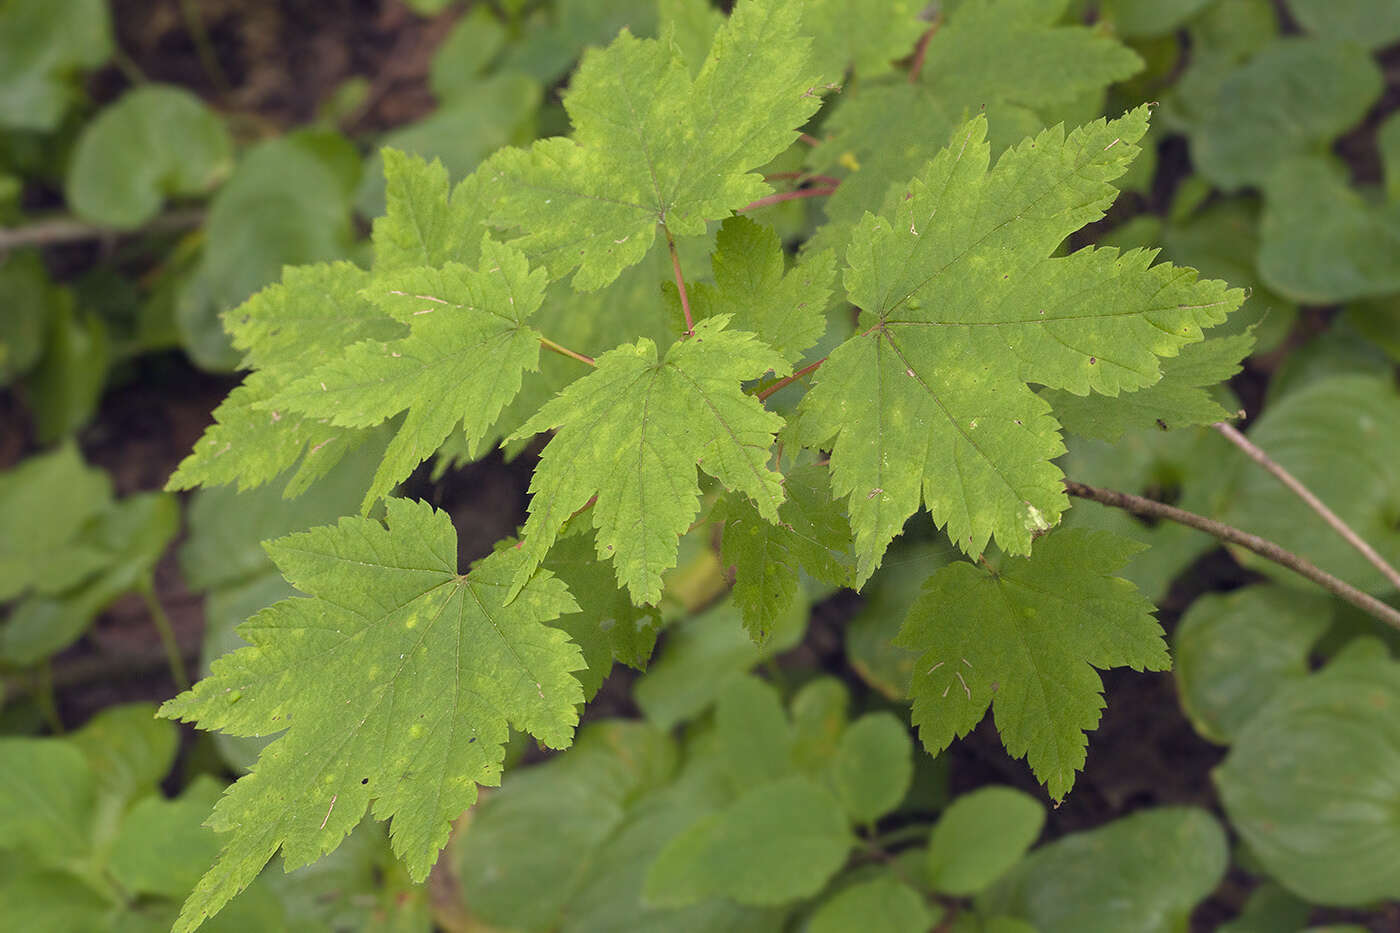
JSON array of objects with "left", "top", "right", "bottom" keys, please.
[
  {"left": 1064, "top": 479, "right": 1400, "bottom": 632},
  {"left": 1214, "top": 421, "right": 1400, "bottom": 592},
  {"left": 0, "top": 209, "right": 206, "bottom": 251}
]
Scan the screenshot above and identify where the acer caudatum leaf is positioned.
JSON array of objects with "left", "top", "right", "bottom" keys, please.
[
  {"left": 485, "top": 0, "right": 822, "bottom": 290},
  {"left": 158, "top": 498, "right": 586, "bottom": 933},
  {"left": 897, "top": 529, "right": 1168, "bottom": 800},
  {"left": 265, "top": 236, "right": 549, "bottom": 512},
  {"left": 795, "top": 106, "right": 1243, "bottom": 583},
  {"left": 508, "top": 315, "right": 789, "bottom": 606}
]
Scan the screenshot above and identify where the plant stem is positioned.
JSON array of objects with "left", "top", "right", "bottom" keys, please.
[
  {"left": 0, "top": 209, "right": 205, "bottom": 251},
  {"left": 665, "top": 226, "right": 694, "bottom": 336},
  {"left": 35, "top": 661, "right": 64, "bottom": 734},
  {"left": 908, "top": 17, "right": 943, "bottom": 84},
  {"left": 140, "top": 580, "right": 190, "bottom": 691},
  {"left": 538, "top": 336, "right": 595, "bottom": 367},
  {"left": 757, "top": 357, "right": 826, "bottom": 401},
  {"left": 177, "top": 0, "right": 232, "bottom": 94},
  {"left": 1064, "top": 479, "right": 1400, "bottom": 632},
  {"left": 798, "top": 133, "right": 821, "bottom": 147},
  {"left": 1214, "top": 421, "right": 1400, "bottom": 592},
  {"left": 764, "top": 171, "right": 842, "bottom": 187},
  {"left": 740, "top": 186, "right": 838, "bottom": 213}
]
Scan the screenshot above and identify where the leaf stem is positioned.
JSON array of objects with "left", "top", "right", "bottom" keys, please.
[
  {"left": 1064, "top": 479, "right": 1400, "bottom": 632},
  {"left": 665, "top": 226, "right": 694, "bottom": 336},
  {"left": 739, "top": 186, "right": 838, "bottom": 213},
  {"left": 756, "top": 357, "right": 826, "bottom": 401},
  {"left": 0, "top": 209, "right": 205, "bottom": 252},
  {"left": 908, "top": 17, "right": 942, "bottom": 84},
  {"left": 140, "top": 580, "right": 190, "bottom": 690},
  {"left": 1213, "top": 421, "right": 1400, "bottom": 592},
  {"left": 35, "top": 661, "right": 64, "bottom": 734},
  {"left": 798, "top": 133, "right": 821, "bottom": 147},
  {"left": 764, "top": 171, "right": 842, "bottom": 187},
  {"left": 537, "top": 335, "right": 595, "bottom": 367}
]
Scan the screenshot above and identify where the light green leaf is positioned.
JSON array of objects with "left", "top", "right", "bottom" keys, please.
[
  {"left": 844, "top": 539, "right": 958, "bottom": 700},
  {"left": 539, "top": 522, "right": 662, "bottom": 699},
  {"left": 807, "top": 0, "right": 1142, "bottom": 254},
  {"left": 0, "top": 0, "right": 111, "bottom": 130},
  {"left": 1289, "top": 0, "right": 1400, "bottom": 50},
  {"left": 1215, "top": 650, "right": 1400, "bottom": 906},
  {"left": 356, "top": 73, "right": 541, "bottom": 218},
  {"left": 496, "top": 0, "right": 659, "bottom": 86},
  {"left": 1216, "top": 375, "right": 1400, "bottom": 594},
  {"left": 157, "top": 498, "right": 587, "bottom": 933},
  {"left": 1188, "top": 39, "right": 1382, "bottom": 191},
  {"left": 1258, "top": 157, "right": 1400, "bottom": 304},
  {"left": 371, "top": 150, "right": 488, "bottom": 274},
  {"left": 167, "top": 263, "right": 402, "bottom": 497},
  {"left": 715, "top": 676, "right": 793, "bottom": 787},
  {"left": 897, "top": 529, "right": 1168, "bottom": 800},
  {"left": 716, "top": 462, "right": 854, "bottom": 642},
  {"left": 1100, "top": 0, "right": 1215, "bottom": 37},
  {"left": 807, "top": 876, "right": 936, "bottom": 933},
  {"left": 66, "top": 703, "right": 179, "bottom": 808},
  {"left": 981, "top": 807, "right": 1228, "bottom": 933},
  {"left": 1174, "top": 585, "right": 1334, "bottom": 744},
  {"left": 925, "top": 786, "right": 1045, "bottom": 896},
  {"left": 644, "top": 775, "right": 852, "bottom": 906},
  {"left": 0, "top": 250, "right": 53, "bottom": 385},
  {"left": 450, "top": 721, "right": 676, "bottom": 931},
  {"left": 428, "top": 6, "right": 508, "bottom": 101},
  {"left": 689, "top": 216, "right": 835, "bottom": 365},
  {"left": 184, "top": 134, "right": 356, "bottom": 369},
  {"left": 799, "top": 109, "right": 1240, "bottom": 578},
  {"left": 0, "top": 738, "right": 94, "bottom": 865},
  {"left": 1219, "top": 883, "right": 1311, "bottom": 933},
  {"left": 789, "top": 677, "right": 850, "bottom": 771},
  {"left": 27, "top": 297, "right": 110, "bottom": 444},
  {"left": 0, "top": 442, "right": 112, "bottom": 601},
  {"left": 803, "top": 0, "right": 925, "bottom": 79},
  {"left": 1044, "top": 331, "right": 1253, "bottom": 441},
  {"left": 108, "top": 777, "right": 224, "bottom": 899},
  {"left": 633, "top": 596, "right": 808, "bottom": 730},
  {"left": 487, "top": 0, "right": 821, "bottom": 289},
  {"left": 509, "top": 316, "right": 789, "bottom": 605},
  {"left": 269, "top": 238, "right": 548, "bottom": 511},
  {"left": 67, "top": 85, "right": 232, "bottom": 228},
  {"left": 825, "top": 712, "right": 913, "bottom": 823}
]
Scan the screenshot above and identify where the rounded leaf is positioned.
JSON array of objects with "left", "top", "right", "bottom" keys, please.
[
  {"left": 1215, "top": 651, "right": 1400, "bottom": 905},
  {"left": 67, "top": 85, "right": 232, "bottom": 228},
  {"left": 925, "top": 785, "right": 1045, "bottom": 896},
  {"left": 807, "top": 876, "right": 935, "bottom": 933}
]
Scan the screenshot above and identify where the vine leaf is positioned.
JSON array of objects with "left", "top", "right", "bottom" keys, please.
[
  {"left": 158, "top": 498, "right": 586, "bottom": 933},
  {"left": 508, "top": 315, "right": 789, "bottom": 606},
  {"left": 371, "top": 149, "right": 493, "bottom": 274},
  {"left": 688, "top": 216, "right": 836, "bottom": 365},
  {"left": 896, "top": 529, "right": 1168, "bottom": 800},
  {"left": 486, "top": 0, "right": 822, "bottom": 290},
  {"left": 265, "top": 237, "right": 548, "bottom": 512},
  {"left": 166, "top": 263, "right": 404, "bottom": 498},
  {"left": 796, "top": 107, "right": 1243, "bottom": 582}
]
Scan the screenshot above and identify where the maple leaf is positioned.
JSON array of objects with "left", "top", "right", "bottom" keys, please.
[
  {"left": 1045, "top": 331, "right": 1255, "bottom": 441},
  {"left": 158, "top": 498, "right": 585, "bottom": 933},
  {"left": 715, "top": 462, "right": 855, "bottom": 642},
  {"left": 688, "top": 216, "right": 835, "bottom": 365},
  {"left": 485, "top": 0, "right": 822, "bottom": 290},
  {"left": 166, "top": 263, "right": 404, "bottom": 497},
  {"left": 508, "top": 315, "right": 789, "bottom": 605},
  {"left": 807, "top": 0, "right": 1142, "bottom": 255},
  {"left": 795, "top": 108, "right": 1243, "bottom": 582},
  {"left": 896, "top": 529, "right": 1168, "bottom": 800},
  {"left": 370, "top": 149, "right": 495, "bottom": 275},
  {"left": 802, "top": 0, "right": 926, "bottom": 80},
  {"left": 266, "top": 237, "right": 548, "bottom": 512}
]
